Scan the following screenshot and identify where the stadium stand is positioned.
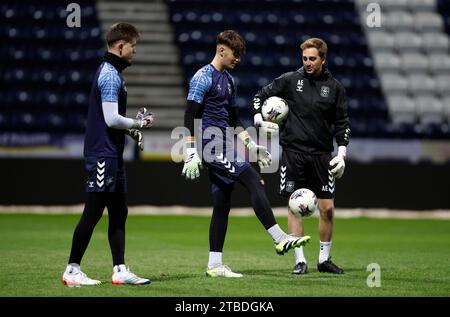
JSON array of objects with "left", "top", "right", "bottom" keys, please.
[
  {"left": 0, "top": 0, "right": 185, "bottom": 134},
  {"left": 1, "top": 0, "right": 449, "bottom": 140},
  {"left": 1, "top": 0, "right": 103, "bottom": 133},
  {"left": 168, "top": 0, "right": 450, "bottom": 139},
  {"left": 357, "top": 0, "right": 450, "bottom": 138}
]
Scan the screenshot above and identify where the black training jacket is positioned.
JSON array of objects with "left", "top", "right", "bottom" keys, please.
[{"left": 252, "top": 66, "right": 350, "bottom": 154}]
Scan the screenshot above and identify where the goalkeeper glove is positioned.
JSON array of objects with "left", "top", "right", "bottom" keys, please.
[
  {"left": 244, "top": 137, "right": 272, "bottom": 170},
  {"left": 182, "top": 142, "right": 202, "bottom": 180},
  {"left": 254, "top": 113, "right": 264, "bottom": 127},
  {"left": 329, "top": 146, "right": 346, "bottom": 179},
  {"left": 134, "top": 107, "right": 154, "bottom": 128},
  {"left": 260, "top": 121, "right": 279, "bottom": 137},
  {"left": 127, "top": 129, "right": 144, "bottom": 151},
  {"left": 254, "top": 113, "right": 279, "bottom": 138}
]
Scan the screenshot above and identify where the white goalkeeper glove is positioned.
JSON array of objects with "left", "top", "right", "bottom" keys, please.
[
  {"left": 329, "top": 146, "right": 346, "bottom": 179},
  {"left": 254, "top": 113, "right": 279, "bottom": 138},
  {"left": 135, "top": 107, "right": 154, "bottom": 128},
  {"left": 182, "top": 144, "right": 202, "bottom": 180},
  {"left": 245, "top": 138, "right": 272, "bottom": 170},
  {"left": 127, "top": 129, "right": 144, "bottom": 151},
  {"left": 254, "top": 113, "right": 264, "bottom": 127},
  {"left": 260, "top": 121, "right": 279, "bottom": 137}
]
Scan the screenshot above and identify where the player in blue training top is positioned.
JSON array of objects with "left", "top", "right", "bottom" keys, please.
[
  {"left": 62, "top": 23, "right": 153, "bottom": 286},
  {"left": 182, "top": 30, "right": 311, "bottom": 278}
]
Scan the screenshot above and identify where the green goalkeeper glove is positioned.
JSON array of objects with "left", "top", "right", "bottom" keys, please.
[
  {"left": 182, "top": 142, "right": 202, "bottom": 180},
  {"left": 244, "top": 137, "right": 272, "bottom": 170}
]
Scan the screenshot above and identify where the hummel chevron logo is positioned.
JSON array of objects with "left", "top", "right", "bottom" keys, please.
[
  {"left": 280, "top": 184, "right": 285, "bottom": 190},
  {"left": 97, "top": 180, "right": 104, "bottom": 188},
  {"left": 97, "top": 174, "right": 104, "bottom": 182},
  {"left": 281, "top": 166, "right": 287, "bottom": 172},
  {"left": 280, "top": 178, "right": 286, "bottom": 185},
  {"left": 97, "top": 161, "right": 105, "bottom": 168},
  {"left": 229, "top": 166, "right": 235, "bottom": 173},
  {"left": 225, "top": 162, "right": 231, "bottom": 169}
]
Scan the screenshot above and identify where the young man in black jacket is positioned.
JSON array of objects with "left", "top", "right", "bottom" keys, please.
[{"left": 253, "top": 38, "right": 350, "bottom": 275}]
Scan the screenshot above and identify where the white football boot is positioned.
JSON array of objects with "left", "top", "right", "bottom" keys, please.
[
  {"left": 62, "top": 264, "right": 101, "bottom": 287},
  {"left": 205, "top": 264, "right": 243, "bottom": 278},
  {"left": 112, "top": 265, "right": 151, "bottom": 285}
]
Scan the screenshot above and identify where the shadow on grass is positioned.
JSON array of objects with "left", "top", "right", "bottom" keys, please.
[
  {"left": 150, "top": 273, "right": 198, "bottom": 282},
  {"left": 239, "top": 266, "right": 363, "bottom": 277}
]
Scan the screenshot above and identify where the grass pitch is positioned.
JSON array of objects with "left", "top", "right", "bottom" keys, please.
[{"left": 0, "top": 213, "right": 449, "bottom": 297}]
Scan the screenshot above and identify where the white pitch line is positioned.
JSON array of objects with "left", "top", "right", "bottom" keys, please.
[{"left": 0, "top": 205, "right": 449, "bottom": 219}]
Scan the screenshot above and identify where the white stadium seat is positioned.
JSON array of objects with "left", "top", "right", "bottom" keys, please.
[
  {"left": 428, "top": 54, "right": 450, "bottom": 75},
  {"left": 407, "top": 74, "right": 436, "bottom": 95},
  {"left": 380, "top": 72, "right": 408, "bottom": 94},
  {"left": 399, "top": 53, "right": 429, "bottom": 74},
  {"left": 373, "top": 52, "right": 401, "bottom": 71},
  {"left": 414, "top": 12, "right": 444, "bottom": 31},
  {"left": 442, "top": 97, "right": 450, "bottom": 121},
  {"left": 368, "top": 31, "right": 395, "bottom": 52},
  {"left": 394, "top": 31, "right": 422, "bottom": 52},
  {"left": 415, "top": 95, "right": 444, "bottom": 125},
  {"left": 435, "top": 75, "right": 450, "bottom": 97},
  {"left": 421, "top": 32, "right": 450, "bottom": 53},
  {"left": 387, "top": 94, "right": 416, "bottom": 124},
  {"left": 383, "top": 11, "right": 414, "bottom": 31}
]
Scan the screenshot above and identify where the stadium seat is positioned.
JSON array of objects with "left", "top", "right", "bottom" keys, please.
[
  {"left": 435, "top": 75, "right": 450, "bottom": 97},
  {"left": 367, "top": 31, "right": 395, "bottom": 52},
  {"left": 373, "top": 52, "right": 401, "bottom": 72},
  {"left": 428, "top": 53, "right": 450, "bottom": 75},
  {"left": 387, "top": 95, "right": 417, "bottom": 124},
  {"left": 379, "top": 73, "right": 408, "bottom": 94},
  {"left": 414, "top": 12, "right": 445, "bottom": 31},
  {"left": 394, "top": 31, "right": 422, "bottom": 52},
  {"left": 383, "top": 11, "right": 414, "bottom": 31},
  {"left": 415, "top": 95, "right": 444, "bottom": 125},
  {"left": 399, "top": 53, "right": 429, "bottom": 74},
  {"left": 442, "top": 97, "right": 450, "bottom": 122},
  {"left": 407, "top": 74, "right": 436, "bottom": 95},
  {"left": 422, "top": 32, "right": 450, "bottom": 53}
]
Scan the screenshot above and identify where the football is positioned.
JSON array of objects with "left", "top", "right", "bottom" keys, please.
[
  {"left": 288, "top": 188, "right": 318, "bottom": 217},
  {"left": 261, "top": 96, "right": 289, "bottom": 124}
]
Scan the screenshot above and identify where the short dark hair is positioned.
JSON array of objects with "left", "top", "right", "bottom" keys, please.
[
  {"left": 217, "top": 30, "right": 246, "bottom": 57},
  {"left": 300, "top": 38, "right": 328, "bottom": 60},
  {"left": 106, "top": 22, "right": 140, "bottom": 47}
]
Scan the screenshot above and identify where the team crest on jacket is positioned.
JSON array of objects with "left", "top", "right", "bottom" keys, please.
[
  {"left": 286, "top": 181, "right": 295, "bottom": 193},
  {"left": 320, "top": 86, "right": 330, "bottom": 97}
]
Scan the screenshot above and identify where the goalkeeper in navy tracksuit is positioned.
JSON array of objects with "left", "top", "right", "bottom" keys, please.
[
  {"left": 181, "top": 30, "right": 311, "bottom": 278},
  {"left": 62, "top": 23, "right": 153, "bottom": 286},
  {"left": 252, "top": 38, "right": 351, "bottom": 275}
]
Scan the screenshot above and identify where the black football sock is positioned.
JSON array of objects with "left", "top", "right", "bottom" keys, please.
[
  {"left": 106, "top": 193, "right": 128, "bottom": 266},
  {"left": 68, "top": 193, "right": 106, "bottom": 264},
  {"left": 237, "top": 167, "right": 277, "bottom": 230}
]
